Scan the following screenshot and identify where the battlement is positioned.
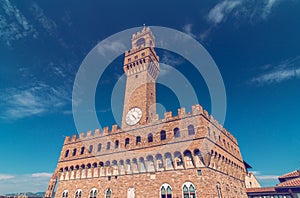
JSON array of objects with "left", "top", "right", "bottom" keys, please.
[{"left": 64, "top": 104, "right": 237, "bottom": 145}]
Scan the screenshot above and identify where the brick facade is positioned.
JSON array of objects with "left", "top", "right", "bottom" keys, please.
[{"left": 45, "top": 27, "right": 247, "bottom": 198}]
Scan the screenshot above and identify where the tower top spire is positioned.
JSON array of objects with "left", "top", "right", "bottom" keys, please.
[{"left": 131, "top": 26, "right": 155, "bottom": 49}]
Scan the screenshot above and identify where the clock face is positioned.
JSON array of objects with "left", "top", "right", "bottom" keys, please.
[{"left": 126, "top": 107, "right": 142, "bottom": 126}]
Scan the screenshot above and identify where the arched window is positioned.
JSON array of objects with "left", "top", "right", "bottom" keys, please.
[
  {"left": 89, "top": 188, "right": 97, "bottom": 198},
  {"left": 115, "top": 140, "right": 119, "bottom": 149},
  {"left": 72, "top": 148, "right": 77, "bottom": 156},
  {"left": 216, "top": 183, "right": 222, "bottom": 198},
  {"left": 160, "top": 183, "right": 172, "bottom": 198},
  {"left": 226, "top": 185, "right": 230, "bottom": 198},
  {"left": 97, "top": 143, "right": 102, "bottom": 152},
  {"left": 106, "top": 142, "right": 111, "bottom": 150},
  {"left": 182, "top": 182, "right": 196, "bottom": 198},
  {"left": 160, "top": 130, "right": 166, "bottom": 140},
  {"left": 136, "top": 136, "right": 141, "bottom": 144},
  {"left": 188, "top": 125, "right": 195, "bottom": 135},
  {"left": 127, "top": 187, "right": 135, "bottom": 198},
  {"left": 125, "top": 138, "right": 130, "bottom": 146},
  {"left": 74, "top": 189, "right": 82, "bottom": 198},
  {"left": 174, "top": 127, "right": 180, "bottom": 138},
  {"left": 88, "top": 145, "right": 93, "bottom": 153},
  {"left": 105, "top": 188, "right": 112, "bottom": 198},
  {"left": 207, "top": 127, "right": 211, "bottom": 137},
  {"left": 80, "top": 147, "right": 85, "bottom": 155},
  {"left": 136, "top": 38, "right": 145, "bottom": 47},
  {"left": 148, "top": 133, "right": 153, "bottom": 142},
  {"left": 62, "top": 190, "right": 68, "bottom": 198},
  {"left": 65, "top": 150, "right": 69, "bottom": 158}
]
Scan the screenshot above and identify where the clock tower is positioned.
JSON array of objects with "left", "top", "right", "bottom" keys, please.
[{"left": 122, "top": 27, "right": 160, "bottom": 128}]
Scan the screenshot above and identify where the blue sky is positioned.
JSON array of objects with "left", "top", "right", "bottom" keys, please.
[{"left": 1, "top": 0, "right": 300, "bottom": 194}]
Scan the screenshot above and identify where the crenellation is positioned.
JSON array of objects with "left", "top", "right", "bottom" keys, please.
[
  {"left": 94, "top": 128, "right": 101, "bottom": 136},
  {"left": 177, "top": 107, "right": 186, "bottom": 118},
  {"left": 46, "top": 28, "right": 247, "bottom": 198},
  {"left": 203, "top": 109, "right": 209, "bottom": 118},
  {"left": 87, "top": 130, "right": 92, "bottom": 137},
  {"left": 64, "top": 136, "right": 71, "bottom": 144},
  {"left": 79, "top": 132, "right": 85, "bottom": 139},
  {"left": 71, "top": 134, "right": 77, "bottom": 142},
  {"left": 103, "top": 126, "right": 109, "bottom": 135},
  {"left": 164, "top": 111, "right": 172, "bottom": 120},
  {"left": 111, "top": 124, "right": 119, "bottom": 133}
]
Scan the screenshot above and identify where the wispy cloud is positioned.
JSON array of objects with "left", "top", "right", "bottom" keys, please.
[
  {"left": 252, "top": 171, "right": 279, "bottom": 181},
  {"left": 97, "top": 40, "right": 126, "bottom": 59},
  {"left": 250, "top": 56, "right": 300, "bottom": 85},
  {"left": 0, "top": 172, "right": 51, "bottom": 194},
  {"left": 31, "top": 172, "right": 52, "bottom": 178},
  {"left": 207, "top": 0, "right": 242, "bottom": 25},
  {"left": 161, "top": 51, "right": 184, "bottom": 67},
  {"left": 182, "top": 24, "right": 196, "bottom": 38},
  {"left": 201, "top": 0, "right": 283, "bottom": 41},
  {"left": 0, "top": 174, "right": 14, "bottom": 180},
  {"left": 30, "top": 2, "right": 57, "bottom": 37},
  {"left": 0, "top": 0, "right": 37, "bottom": 46},
  {"left": 0, "top": 82, "right": 70, "bottom": 120}
]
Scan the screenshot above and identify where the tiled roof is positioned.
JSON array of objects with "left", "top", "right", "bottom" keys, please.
[
  {"left": 279, "top": 170, "right": 300, "bottom": 179},
  {"left": 277, "top": 177, "right": 300, "bottom": 187},
  {"left": 247, "top": 187, "right": 275, "bottom": 193}
]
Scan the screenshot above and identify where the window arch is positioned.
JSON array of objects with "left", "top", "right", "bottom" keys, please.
[
  {"left": 80, "top": 147, "right": 85, "bottom": 155},
  {"left": 188, "top": 125, "right": 195, "bottom": 135},
  {"left": 216, "top": 183, "right": 222, "bottom": 198},
  {"left": 125, "top": 138, "right": 130, "bottom": 146},
  {"left": 115, "top": 140, "right": 119, "bottom": 149},
  {"left": 65, "top": 150, "right": 69, "bottom": 158},
  {"left": 160, "top": 130, "right": 166, "bottom": 140},
  {"left": 89, "top": 188, "right": 97, "bottom": 198},
  {"left": 182, "top": 182, "right": 196, "bottom": 198},
  {"left": 72, "top": 148, "right": 77, "bottom": 156},
  {"left": 160, "top": 183, "right": 172, "bottom": 198},
  {"left": 136, "top": 136, "right": 141, "bottom": 144},
  {"left": 106, "top": 142, "right": 111, "bottom": 150},
  {"left": 148, "top": 133, "right": 153, "bottom": 142},
  {"left": 136, "top": 38, "right": 145, "bottom": 47},
  {"left": 174, "top": 127, "right": 180, "bottom": 138},
  {"left": 74, "top": 189, "right": 82, "bottom": 198},
  {"left": 127, "top": 187, "right": 135, "bottom": 198},
  {"left": 105, "top": 188, "right": 112, "bottom": 198},
  {"left": 62, "top": 190, "right": 68, "bottom": 198},
  {"left": 97, "top": 143, "right": 102, "bottom": 152},
  {"left": 88, "top": 145, "right": 93, "bottom": 153}
]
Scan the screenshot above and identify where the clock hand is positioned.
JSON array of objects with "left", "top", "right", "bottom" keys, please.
[{"left": 132, "top": 114, "right": 136, "bottom": 119}]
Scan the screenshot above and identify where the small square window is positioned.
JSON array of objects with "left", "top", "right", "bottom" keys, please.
[{"left": 197, "top": 170, "right": 202, "bottom": 176}]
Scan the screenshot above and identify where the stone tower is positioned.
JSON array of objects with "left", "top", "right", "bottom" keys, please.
[
  {"left": 45, "top": 27, "right": 248, "bottom": 198},
  {"left": 122, "top": 26, "right": 160, "bottom": 128}
]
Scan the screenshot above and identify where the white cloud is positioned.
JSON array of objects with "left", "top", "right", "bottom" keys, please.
[
  {"left": 0, "top": 174, "right": 14, "bottom": 180},
  {"left": 256, "top": 175, "right": 279, "bottom": 180},
  {"left": 97, "top": 40, "right": 126, "bottom": 58},
  {"left": 31, "top": 172, "right": 52, "bottom": 178},
  {"left": 251, "top": 170, "right": 279, "bottom": 181},
  {"left": 161, "top": 51, "right": 184, "bottom": 67},
  {"left": 262, "top": 0, "right": 279, "bottom": 19},
  {"left": 0, "top": 82, "right": 70, "bottom": 120},
  {"left": 250, "top": 56, "right": 300, "bottom": 85},
  {"left": 0, "top": 173, "right": 51, "bottom": 194},
  {"left": 30, "top": 2, "right": 57, "bottom": 36},
  {"left": 202, "top": 0, "right": 284, "bottom": 41},
  {"left": 207, "top": 0, "right": 242, "bottom": 25},
  {"left": 0, "top": 0, "right": 37, "bottom": 46},
  {"left": 182, "top": 24, "right": 196, "bottom": 38}
]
